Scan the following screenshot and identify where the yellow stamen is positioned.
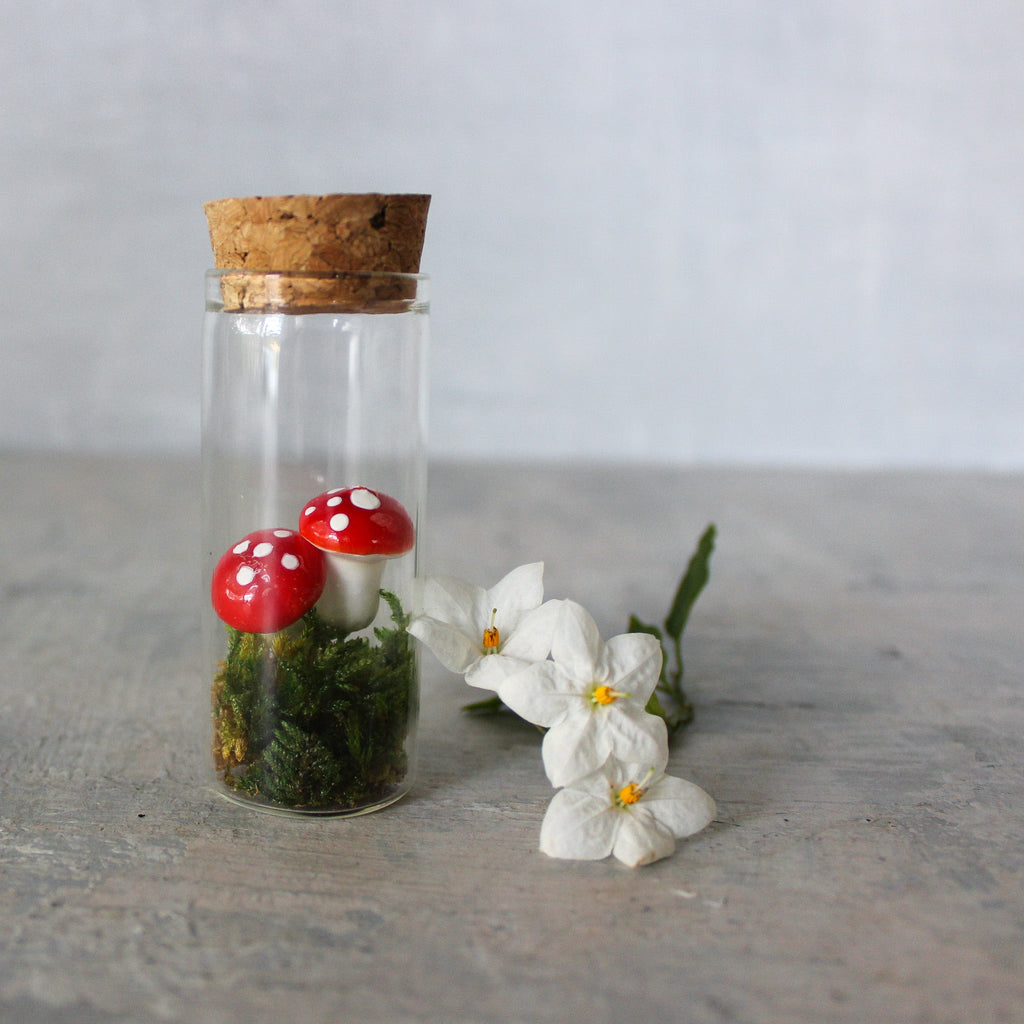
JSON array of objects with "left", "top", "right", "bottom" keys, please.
[
  {"left": 614, "top": 768, "right": 656, "bottom": 809},
  {"left": 482, "top": 608, "right": 500, "bottom": 651},
  {"left": 616, "top": 782, "right": 644, "bottom": 806},
  {"left": 592, "top": 684, "right": 621, "bottom": 706}
]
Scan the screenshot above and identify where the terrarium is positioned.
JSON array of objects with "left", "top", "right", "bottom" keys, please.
[{"left": 200, "top": 194, "right": 430, "bottom": 816}]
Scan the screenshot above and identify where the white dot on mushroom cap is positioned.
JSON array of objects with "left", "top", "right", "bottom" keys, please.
[
  {"left": 350, "top": 488, "right": 381, "bottom": 510},
  {"left": 273, "top": 529, "right": 292, "bottom": 538},
  {"left": 327, "top": 496, "right": 343, "bottom": 507},
  {"left": 330, "top": 513, "right": 350, "bottom": 532},
  {"left": 303, "top": 506, "right": 315, "bottom": 516},
  {"left": 253, "top": 542, "right": 274, "bottom": 558},
  {"left": 236, "top": 565, "right": 257, "bottom": 587},
  {"left": 232, "top": 540, "right": 251, "bottom": 555},
  {"left": 281, "top": 553, "right": 299, "bottom": 570}
]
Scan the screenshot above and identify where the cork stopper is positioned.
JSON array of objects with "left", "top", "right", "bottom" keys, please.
[{"left": 204, "top": 194, "right": 430, "bottom": 313}]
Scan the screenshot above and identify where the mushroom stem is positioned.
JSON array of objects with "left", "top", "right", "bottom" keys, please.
[{"left": 316, "top": 553, "right": 387, "bottom": 632}]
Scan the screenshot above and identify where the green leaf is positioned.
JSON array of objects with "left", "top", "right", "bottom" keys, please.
[
  {"left": 662, "top": 699, "right": 694, "bottom": 733},
  {"left": 664, "top": 523, "right": 716, "bottom": 641},
  {"left": 379, "top": 588, "right": 409, "bottom": 630},
  {"left": 627, "top": 615, "right": 664, "bottom": 644},
  {"left": 461, "top": 694, "right": 507, "bottom": 715},
  {"left": 644, "top": 689, "right": 667, "bottom": 719}
]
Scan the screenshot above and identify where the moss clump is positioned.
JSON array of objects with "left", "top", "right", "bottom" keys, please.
[{"left": 211, "top": 591, "right": 416, "bottom": 811}]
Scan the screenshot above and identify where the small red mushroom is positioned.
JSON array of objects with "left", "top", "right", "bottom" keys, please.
[
  {"left": 299, "top": 486, "right": 415, "bottom": 632},
  {"left": 211, "top": 528, "right": 326, "bottom": 634}
]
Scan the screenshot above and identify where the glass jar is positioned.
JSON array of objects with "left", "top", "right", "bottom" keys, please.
[{"left": 201, "top": 269, "right": 428, "bottom": 816}]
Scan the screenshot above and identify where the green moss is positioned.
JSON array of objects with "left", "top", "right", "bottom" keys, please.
[{"left": 211, "top": 591, "right": 416, "bottom": 811}]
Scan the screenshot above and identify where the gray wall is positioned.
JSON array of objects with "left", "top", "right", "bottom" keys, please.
[{"left": 2, "top": 1, "right": 1021, "bottom": 466}]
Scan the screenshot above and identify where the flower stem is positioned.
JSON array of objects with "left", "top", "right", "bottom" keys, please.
[{"left": 630, "top": 523, "right": 715, "bottom": 734}]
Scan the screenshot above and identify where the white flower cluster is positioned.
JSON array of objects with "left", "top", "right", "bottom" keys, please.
[{"left": 409, "top": 563, "right": 716, "bottom": 867}]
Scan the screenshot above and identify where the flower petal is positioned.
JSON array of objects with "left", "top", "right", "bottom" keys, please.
[
  {"left": 407, "top": 615, "right": 481, "bottom": 674},
  {"left": 418, "top": 574, "right": 485, "bottom": 638},
  {"left": 599, "top": 703, "right": 670, "bottom": 773},
  {"left": 560, "top": 762, "right": 619, "bottom": 798},
  {"left": 611, "top": 807, "right": 676, "bottom": 867},
  {"left": 541, "top": 709, "right": 611, "bottom": 787},
  {"left": 549, "top": 600, "right": 603, "bottom": 680},
  {"left": 465, "top": 652, "right": 533, "bottom": 692},
  {"left": 497, "top": 662, "right": 576, "bottom": 728},
  {"left": 642, "top": 773, "right": 717, "bottom": 838},
  {"left": 501, "top": 599, "right": 562, "bottom": 662},
  {"left": 539, "top": 787, "right": 618, "bottom": 861},
  {"left": 601, "top": 632, "right": 663, "bottom": 703},
  {"left": 486, "top": 562, "right": 545, "bottom": 627}
]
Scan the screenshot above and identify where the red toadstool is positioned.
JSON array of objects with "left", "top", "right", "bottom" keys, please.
[
  {"left": 211, "top": 528, "right": 327, "bottom": 634},
  {"left": 298, "top": 486, "right": 415, "bottom": 632}
]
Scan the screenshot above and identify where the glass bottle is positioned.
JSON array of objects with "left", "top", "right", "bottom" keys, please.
[{"left": 201, "top": 266, "right": 428, "bottom": 816}]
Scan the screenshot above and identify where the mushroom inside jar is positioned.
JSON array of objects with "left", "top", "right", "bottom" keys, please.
[
  {"left": 299, "top": 486, "right": 415, "bottom": 632},
  {"left": 210, "top": 528, "right": 327, "bottom": 634}
]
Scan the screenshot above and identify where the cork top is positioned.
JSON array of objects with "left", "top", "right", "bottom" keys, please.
[{"left": 204, "top": 194, "right": 430, "bottom": 312}]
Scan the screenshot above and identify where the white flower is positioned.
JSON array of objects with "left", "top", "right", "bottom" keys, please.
[
  {"left": 539, "top": 757, "right": 716, "bottom": 867},
  {"left": 496, "top": 600, "right": 668, "bottom": 787},
  {"left": 408, "top": 562, "right": 560, "bottom": 690}
]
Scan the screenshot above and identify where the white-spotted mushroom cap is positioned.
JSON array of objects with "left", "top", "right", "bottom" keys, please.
[
  {"left": 299, "top": 487, "right": 415, "bottom": 560},
  {"left": 298, "top": 487, "right": 415, "bottom": 632},
  {"left": 211, "top": 528, "right": 326, "bottom": 633}
]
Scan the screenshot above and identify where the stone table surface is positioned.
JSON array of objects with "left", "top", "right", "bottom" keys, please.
[{"left": 0, "top": 453, "right": 1022, "bottom": 1024}]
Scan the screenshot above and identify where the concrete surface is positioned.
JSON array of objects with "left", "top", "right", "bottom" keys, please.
[{"left": 0, "top": 453, "right": 1022, "bottom": 1022}]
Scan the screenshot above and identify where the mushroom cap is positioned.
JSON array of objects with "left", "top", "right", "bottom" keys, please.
[
  {"left": 299, "top": 486, "right": 415, "bottom": 559},
  {"left": 211, "top": 528, "right": 326, "bottom": 633}
]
